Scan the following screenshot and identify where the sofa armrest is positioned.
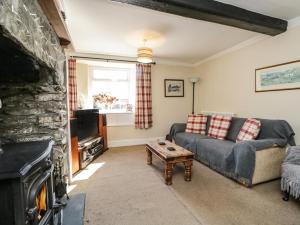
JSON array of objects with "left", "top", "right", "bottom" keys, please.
[
  {"left": 167, "top": 123, "right": 186, "bottom": 141},
  {"left": 241, "top": 138, "right": 288, "bottom": 151}
]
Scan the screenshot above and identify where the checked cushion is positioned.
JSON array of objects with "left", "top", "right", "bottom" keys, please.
[
  {"left": 236, "top": 118, "right": 261, "bottom": 142},
  {"left": 185, "top": 114, "right": 208, "bottom": 135},
  {"left": 208, "top": 115, "right": 232, "bottom": 140}
]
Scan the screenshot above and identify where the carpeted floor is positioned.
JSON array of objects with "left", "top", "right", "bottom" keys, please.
[{"left": 69, "top": 145, "right": 300, "bottom": 225}]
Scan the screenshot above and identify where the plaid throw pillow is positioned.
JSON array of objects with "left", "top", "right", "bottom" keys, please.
[
  {"left": 185, "top": 114, "right": 208, "bottom": 135},
  {"left": 236, "top": 119, "right": 261, "bottom": 142},
  {"left": 208, "top": 115, "right": 232, "bottom": 140}
]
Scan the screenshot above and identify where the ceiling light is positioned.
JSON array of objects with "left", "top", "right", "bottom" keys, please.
[{"left": 137, "top": 47, "right": 153, "bottom": 64}]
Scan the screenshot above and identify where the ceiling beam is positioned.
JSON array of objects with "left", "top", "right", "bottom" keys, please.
[{"left": 111, "top": 0, "right": 288, "bottom": 36}]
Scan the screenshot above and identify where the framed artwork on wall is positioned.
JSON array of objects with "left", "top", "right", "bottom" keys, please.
[
  {"left": 164, "top": 79, "right": 184, "bottom": 97},
  {"left": 255, "top": 60, "right": 300, "bottom": 92}
]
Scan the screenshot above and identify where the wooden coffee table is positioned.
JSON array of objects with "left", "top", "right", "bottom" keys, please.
[{"left": 146, "top": 141, "right": 194, "bottom": 185}]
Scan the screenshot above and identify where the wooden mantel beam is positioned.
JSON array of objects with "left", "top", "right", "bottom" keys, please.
[
  {"left": 111, "top": 0, "right": 288, "bottom": 36},
  {"left": 38, "top": 0, "right": 74, "bottom": 49}
]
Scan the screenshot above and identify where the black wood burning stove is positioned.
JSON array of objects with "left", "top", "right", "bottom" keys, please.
[{"left": 0, "top": 140, "right": 56, "bottom": 225}]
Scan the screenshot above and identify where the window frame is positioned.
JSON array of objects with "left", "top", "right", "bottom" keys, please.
[{"left": 88, "top": 65, "right": 135, "bottom": 114}]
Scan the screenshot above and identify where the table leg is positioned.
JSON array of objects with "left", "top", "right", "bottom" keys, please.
[
  {"left": 165, "top": 163, "right": 173, "bottom": 185},
  {"left": 146, "top": 148, "right": 152, "bottom": 165},
  {"left": 184, "top": 160, "right": 193, "bottom": 181}
]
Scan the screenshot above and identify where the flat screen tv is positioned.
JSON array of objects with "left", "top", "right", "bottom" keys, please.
[{"left": 74, "top": 109, "right": 99, "bottom": 142}]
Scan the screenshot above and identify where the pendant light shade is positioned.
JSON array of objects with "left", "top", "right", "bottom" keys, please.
[{"left": 137, "top": 47, "right": 153, "bottom": 63}]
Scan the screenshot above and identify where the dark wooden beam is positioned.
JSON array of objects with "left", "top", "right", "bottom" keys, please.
[{"left": 111, "top": 0, "right": 287, "bottom": 36}]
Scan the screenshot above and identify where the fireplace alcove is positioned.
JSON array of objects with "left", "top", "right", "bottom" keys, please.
[{"left": 0, "top": 0, "right": 68, "bottom": 172}]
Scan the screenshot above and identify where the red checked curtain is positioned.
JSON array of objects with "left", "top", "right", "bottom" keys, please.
[
  {"left": 68, "top": 59, "right": 78, "bottom": 118},
  {"left": 135, "top": 64, "right": 153, "bottom": 129}
]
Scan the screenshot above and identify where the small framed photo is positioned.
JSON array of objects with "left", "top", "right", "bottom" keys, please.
[{"left": 164, "top": 79, "right": 184, "bottom": 97}]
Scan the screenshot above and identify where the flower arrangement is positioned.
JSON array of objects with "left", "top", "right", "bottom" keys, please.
[{"left": 93, "top": 93, "right": 117, "bottom": 106}]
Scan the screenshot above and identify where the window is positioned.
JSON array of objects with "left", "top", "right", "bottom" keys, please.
[{"left": 88, "top": 65, "right": 136, "bottom": 113}]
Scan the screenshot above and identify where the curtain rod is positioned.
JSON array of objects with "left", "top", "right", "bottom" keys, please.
[{"left": 70, "top": 55, "right": 156, "bottom": 65}]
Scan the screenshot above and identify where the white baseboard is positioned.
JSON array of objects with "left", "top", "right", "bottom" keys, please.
[{"left": 108, "top": 137, "right": 165, "bottom": 148}]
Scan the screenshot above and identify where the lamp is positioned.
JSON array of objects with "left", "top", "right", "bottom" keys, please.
[
  {"left": 137, "top": 47, "right": 153, "bottom": 63},
  {"left": 189, "top": 77, "right": 200, "bottom": 114},
  {"left": 137, "top": 39, "right": 153, "bottom": 64}
]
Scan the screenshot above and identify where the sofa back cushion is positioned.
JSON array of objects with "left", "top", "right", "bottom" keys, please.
[
  {"left": 208, "top": 115, "right": 232, "bottom": 140},
  {"left": 185, "top": 114, "right": 207, "bottom": 135},
  {"left": 236, "top": 119, "right": 261, "bottom": 142},
  {"left": 226, "top": 117, "right": 247, "bottom": 141},
  {"left": 205, "top": 115, "right": 212, "bottom": 135},
  {"left": 256, "top": 119, "right": 295, "bottom": 144},
  {"left": 226, "top": 117, "right": 295, "bottom": 145}
]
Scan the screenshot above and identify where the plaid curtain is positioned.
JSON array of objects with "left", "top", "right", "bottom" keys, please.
[
  {"left": 135, "top": 63, "right": 152, "bottom": 129},
  {"left": 68, "top": 59, "right": 77, "bottom": 118}
]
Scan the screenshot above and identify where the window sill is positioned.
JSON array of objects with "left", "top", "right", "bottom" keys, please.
[{"left": 99, "top": 111, "right": 133, "bottom": 115}]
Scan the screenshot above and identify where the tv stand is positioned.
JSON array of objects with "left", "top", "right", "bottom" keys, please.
[
  {"left": 70, "top": 111, "right": 108, "bottom": 174},
  {"left": 78, "top": 136, "right": 104, "bottom": 169}
]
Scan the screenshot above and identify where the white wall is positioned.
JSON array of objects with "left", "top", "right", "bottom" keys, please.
[
  {"left": 76, "top": 63, "right": 195, "bottom": 146},
  {"left": 193, "top": 26, "right": 300, "bottom": 144}
]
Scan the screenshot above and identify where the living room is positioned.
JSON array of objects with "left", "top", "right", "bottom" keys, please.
[{"left": 0, "top": 0, "right": 299, "bottom": 225}]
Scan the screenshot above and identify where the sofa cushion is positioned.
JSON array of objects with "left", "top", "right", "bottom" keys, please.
[
  {"left": 256, "top": 119, "right": 295, "bottom": 146},
  {"left": 208, "top": 115, "right": 232, "bottom": 140},
  {"left": 174, "top": 132, "right": 212, "bottom": 154},
  {"left": 205, "top": 115, "right": 212, "bottom": 135},
  {"left": 236, "top": 119, "right": 261, "bottom": 142},
  {"left": 195, "top": 138, "right": 235, "bottom": 169},
  {"left": 185, "top": 114, "right": 207, "bottom": 135},
  {"left": 226, "top": 117, "right": 247, "bottom": 141}
]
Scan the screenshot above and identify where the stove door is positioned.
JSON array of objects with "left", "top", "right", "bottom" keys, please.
[{"left": 26, "top": 170, "right": 54, "bottom": 225}]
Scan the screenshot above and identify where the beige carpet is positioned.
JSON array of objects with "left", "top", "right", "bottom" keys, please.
[{"left": 69, "top": 145, "right": 300, "bottom": 225}]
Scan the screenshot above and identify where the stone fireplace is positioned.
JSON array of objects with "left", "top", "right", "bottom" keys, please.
[{"left": 0, "top": 0, "right": 68, "bottom": 175}]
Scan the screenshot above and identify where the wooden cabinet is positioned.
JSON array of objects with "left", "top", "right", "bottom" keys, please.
[
  {"left": 98, "top": 114, "right": 108, "bottom": 151},
  {"left": 70, "top": 118, "right": 80, "bottom": 174},
  {"left": 71, "top": 136, "right": 80, "bottom": 174}
]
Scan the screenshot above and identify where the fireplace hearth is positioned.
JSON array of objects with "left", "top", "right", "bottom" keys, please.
[{"left": 0, "top": 140, "right": 57, "bottom": 225}]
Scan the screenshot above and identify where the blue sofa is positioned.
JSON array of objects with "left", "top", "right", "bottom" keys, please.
[{"left": 168, "top": 116, "right": 295, "bottom": 186}]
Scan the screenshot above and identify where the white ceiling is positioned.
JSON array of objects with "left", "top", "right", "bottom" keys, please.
[{"left": 64, "top": 0, "right": 300, "bottom": 65}]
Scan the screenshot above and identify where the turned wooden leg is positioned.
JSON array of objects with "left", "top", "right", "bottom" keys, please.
[
  {"left": 184, "top": 160, "right": 193, "bottom": 181},
  {"left": 146, "top": 148, "right": 152, "bottom": 165},
  {"left": 165, "top": 163, "right": 173, "bottom": 185}
]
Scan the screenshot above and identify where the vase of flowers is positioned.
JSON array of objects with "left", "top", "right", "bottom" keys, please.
[{"left": 93, "top": 93, "right": 118, "bottom": 110}]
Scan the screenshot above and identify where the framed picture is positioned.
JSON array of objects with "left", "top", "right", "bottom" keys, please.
[
  {"left": 255, "top": 60, "right": 300, "bottom": 92},
  {"left": 164, "top": 79, "right": 184, "bottom": 97}
]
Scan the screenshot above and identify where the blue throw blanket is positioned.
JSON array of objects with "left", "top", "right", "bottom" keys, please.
[
  {"left": 168, "top": 119, "right": 295, "bottom": 186},
  {"left": 281, "top": 146, "right": 300, "bottom": 199}
]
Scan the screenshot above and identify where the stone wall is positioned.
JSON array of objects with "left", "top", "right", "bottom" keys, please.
[
  {"left": 0, "top": 0, "right": 68, "bottom": 167},
  {"left": 0, "top": 0, "right": 65, "bottom": 77},
  {"left": 0, "top": 66, "right": 68, "bottom": 159}
]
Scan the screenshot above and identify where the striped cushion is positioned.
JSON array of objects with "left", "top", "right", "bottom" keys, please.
[
  {"left": 208, "top": 115, "right": 232, "bottom": 140},
  {"left": 185, "top": 114, "right": 208, "bottom": 135},
  {"left": 236, "top": 119, "right": 261, "bottom": 142}
]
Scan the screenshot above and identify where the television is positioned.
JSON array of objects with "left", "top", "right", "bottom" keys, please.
[{"left": 74, "top": 109, "right": 99, "bottom": 142}]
